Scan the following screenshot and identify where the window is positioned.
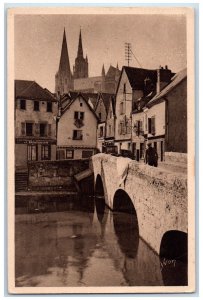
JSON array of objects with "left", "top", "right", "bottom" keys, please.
[
  {"left": 47, "top": 102, "right": 52, "bottom": 112},
  {"left": 66, "top": 150, "right": 74, "bottom": 159},
  {"left": 27, "top": 145, "right": 38, "bottom": 161},
  {"left": 34, "top": 101, "right": 39, "bottom": 111},
  {"left": 123, "top": 83, "right": 126, "bottom": 93},
  {"left": 148, "top": 117, "right": 156, "bottom": 135},
  {"left": 80, "top": 102, "right": 83, "bottom": 107},
  {"left": 73, "top": 130, "right": 83, "bottom": 140},
  {"left": 135, "top": 120, "right": 143, "bottom": 136},
  {"left": 99, "top": 126, "right": 104, "bottom": 137},
  {"left": 74, "top": 111, "right": 84, "bottom": 120},
  {"left": 41, "top": 145, "right": 51, "bottom": 160},
  {"left": 40, "top": 123, "right": 47, "bottom": 137},
  {"left": 26, "top": 123, "right": 33, "bottom": 136},
  {"left": 118, "top": 122, "right": 126, "bottom": 135},
  {"left": 120, "top": 102, "right": 124, "bottom": 114},
  {"left": 20, "top": 99, "right": 26, "bottom": 110},
  {"left": 108, "top": 125, "right": 112, "bottom": 136}
]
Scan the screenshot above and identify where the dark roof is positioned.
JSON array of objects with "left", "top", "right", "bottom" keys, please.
[
  {"left": 124, "top": 66, "right": 157, "bottom": 89},
  {"left": 132, "top": 91, "right": 156, "bottom": 114},
  {"left": 15, "top": 80, "right": 56, "bottom": 101},
  {"left": 80, "top": 92, "right": 99, "bottom": 109},
  {"left": 147, "top": 68, "right": 187, "bottom": 108},
  {"left": 96, "top": 93, "right": 115, "bottom": 113}
]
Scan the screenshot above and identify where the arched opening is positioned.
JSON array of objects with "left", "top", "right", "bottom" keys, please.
[
  {"left": 94, "top": 175, "right": 106, "bottom": 223},
  {"left": 160, "top": 230, "right": 188, "bottom": 286},
  {"left": 113, "top": 189, "right": 139, "bottom": 258}
]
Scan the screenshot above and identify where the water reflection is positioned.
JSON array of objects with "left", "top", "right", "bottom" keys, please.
[
  {"left": 15, "top": 194, "right": 187, "bottom": 287},
  {"left": 113, "top": 212, "right": 139, "bottom": 259}
]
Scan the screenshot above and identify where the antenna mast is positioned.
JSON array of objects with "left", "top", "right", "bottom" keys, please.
[{"left": 125, "top": 43, "right": 132, "bottom": 66}]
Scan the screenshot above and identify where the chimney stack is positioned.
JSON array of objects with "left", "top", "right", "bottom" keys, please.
[{"left": 156, "top": 68, "right": 161, "bottom": 94}]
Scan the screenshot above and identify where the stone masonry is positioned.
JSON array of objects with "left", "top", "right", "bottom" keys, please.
[{"left": 92, "top": 153, "right": 187, "bottom": 255}]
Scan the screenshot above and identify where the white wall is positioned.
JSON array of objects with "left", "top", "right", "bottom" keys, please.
[{"left": 57, "top": 96, "right": 97, "bottom": 148}]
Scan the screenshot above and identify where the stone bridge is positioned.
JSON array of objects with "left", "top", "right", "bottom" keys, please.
[{"left": 92, "top": 153, "right": 187, "bottom": 258}]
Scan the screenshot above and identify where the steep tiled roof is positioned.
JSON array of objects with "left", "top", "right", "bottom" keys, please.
[
  {"left": 15, "top": 80, "right": 56, "bottom": 101},
  {"left": 124, "top": 66, "right": 157, "bottom": 89},
  {"left": 97, "top": 93, "right": 115, "bottom": 113},
  {"left": 147, "top": 68, "right": 187, "bottom": 107}
]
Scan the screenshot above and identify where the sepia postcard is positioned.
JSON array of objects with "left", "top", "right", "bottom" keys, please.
[{"left": 7, "top": 6, "right": 195, "bottom": 294}]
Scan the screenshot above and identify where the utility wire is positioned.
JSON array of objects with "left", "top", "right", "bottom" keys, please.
[{"left": 130, "top": 48, "right": 142, "bottom": 68}]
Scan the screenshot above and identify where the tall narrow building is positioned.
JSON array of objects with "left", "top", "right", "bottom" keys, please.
[
  {"left": 73, "top": 29, "right": 88, "bottom": 79},
  {"left": 55, "top": 29, "right": 73, "bottom": 95}
]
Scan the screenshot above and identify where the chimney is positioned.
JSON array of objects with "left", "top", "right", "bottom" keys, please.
[
  {"left": 165, "top": 65, "right": 168, "bottom": 70},
  {"left": 156, "top": 68, "right": 161, "bottom": 94}
]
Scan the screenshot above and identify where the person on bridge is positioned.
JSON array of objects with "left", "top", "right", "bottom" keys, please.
[{"left": 145, "top": 144, "right": 158, "bottom": 167}]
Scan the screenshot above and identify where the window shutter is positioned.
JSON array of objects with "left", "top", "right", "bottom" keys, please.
[
  {"left": 48, "top": 124, "right": 52, "bottom": 137},
  {"left": 118, "top": 123, "right": 121, "bottom": 135},
  {"left": 35, "top": 123, "right": 39, "bottom": 136},
  {"left": 21, "top": 122, "right": 25, "bottom": 136}
]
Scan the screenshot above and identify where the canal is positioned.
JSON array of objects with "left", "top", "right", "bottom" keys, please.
[{"left": 15, "top": 195, "right": 187, "bottom": 287}]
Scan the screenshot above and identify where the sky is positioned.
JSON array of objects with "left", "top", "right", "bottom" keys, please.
[{"left": 14, "top": 13, "right": 186, "bottom": 93}]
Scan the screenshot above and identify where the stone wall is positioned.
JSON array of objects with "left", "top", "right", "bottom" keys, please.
[
  {"left": 92, "top": 153, "right": 187, "bottom": 254},
  {"left": 28, "top": 159, "right": 90, "bottom": 191}
]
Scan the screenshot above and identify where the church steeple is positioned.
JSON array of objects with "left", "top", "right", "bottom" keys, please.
[
  {"left": 59, "top": 28, "right": 71, "bottom": 74},
  {"left": 102, "top": 64, "right": 105, "bottom": 77},
  {"left": 55, "top": 28, "right": 73, "bottom": 94},
  {"left": 73, "top": 28, "right": 88, "bottom": 79},
  {"left": 77, "top": 29, "right": 84, "bottom": 58}
]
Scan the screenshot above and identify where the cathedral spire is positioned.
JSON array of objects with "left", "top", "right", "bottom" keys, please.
[
  {"left": 58, "top": 28, "right": 71, "bottom": 74},
  {"left": 55, "top": 28, "right": 73, "bottom": 94},
  {"left": 73, "top": 28, "right": 88, "bottom": 79},
  {"left": 102, "top": 64, "right": 105, "bottom": 77},
  {"left": 77, "top": 29, "right": 84, "bottom": 58}
]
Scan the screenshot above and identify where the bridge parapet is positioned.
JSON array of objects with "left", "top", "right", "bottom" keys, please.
[{"left": 92, "top": 153, "right": 187, "bottom": 254}]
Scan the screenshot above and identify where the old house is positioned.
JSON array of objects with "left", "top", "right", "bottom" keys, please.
[
  {"left": 145, "top": 68, "right": 187, "bottom": 157},
  {"left": 15, "top": 80, "right": 58, "bottom": 168},
  {"left": 94, "top": 93, "right": 114, "bottom": 152},
  {"left": 57, "top": 93, "right": 98, "bottom": 159},
  {"left": 114, "top": 66, "right": 174, "bottom": 156},
  {"left": 104, "top": 96, "right": 116, "bottom": 153}
]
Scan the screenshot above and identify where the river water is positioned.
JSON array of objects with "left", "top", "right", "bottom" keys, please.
[{"left": 15, "top": 196, "right": 187, "bottom": 287}]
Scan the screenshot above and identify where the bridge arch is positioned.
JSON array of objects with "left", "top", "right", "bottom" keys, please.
[
  {"left": 160, "top": 230, "right": 188, "bottom": 286},
  {"left": 113, "top": 189, "right": 139, "bottom": 258},
  {"left": 160, "top": 230, "right": 188, "bottom": 261}
]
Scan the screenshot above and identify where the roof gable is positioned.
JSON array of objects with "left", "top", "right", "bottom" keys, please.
[
  {"left": 61, "top": 92, "right": 99, "bottom": 121},
  {"left": 15, "top": 80, "right": 56, "bottom": 101},
  {"left": 147, "top": 68, "right": 187, "bottom": 107}
]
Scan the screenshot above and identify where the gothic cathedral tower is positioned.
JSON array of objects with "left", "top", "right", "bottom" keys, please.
[
  {"left": 73, "top": 29, "right": 88, "bottom": 79},
  {"left": 55, "top": 29, "right": 73, "bottom": 95}
]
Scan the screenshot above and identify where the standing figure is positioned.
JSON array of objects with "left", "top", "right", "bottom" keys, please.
[{"left": 145, "top": 144, "right": 158, "bottom": 167}]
